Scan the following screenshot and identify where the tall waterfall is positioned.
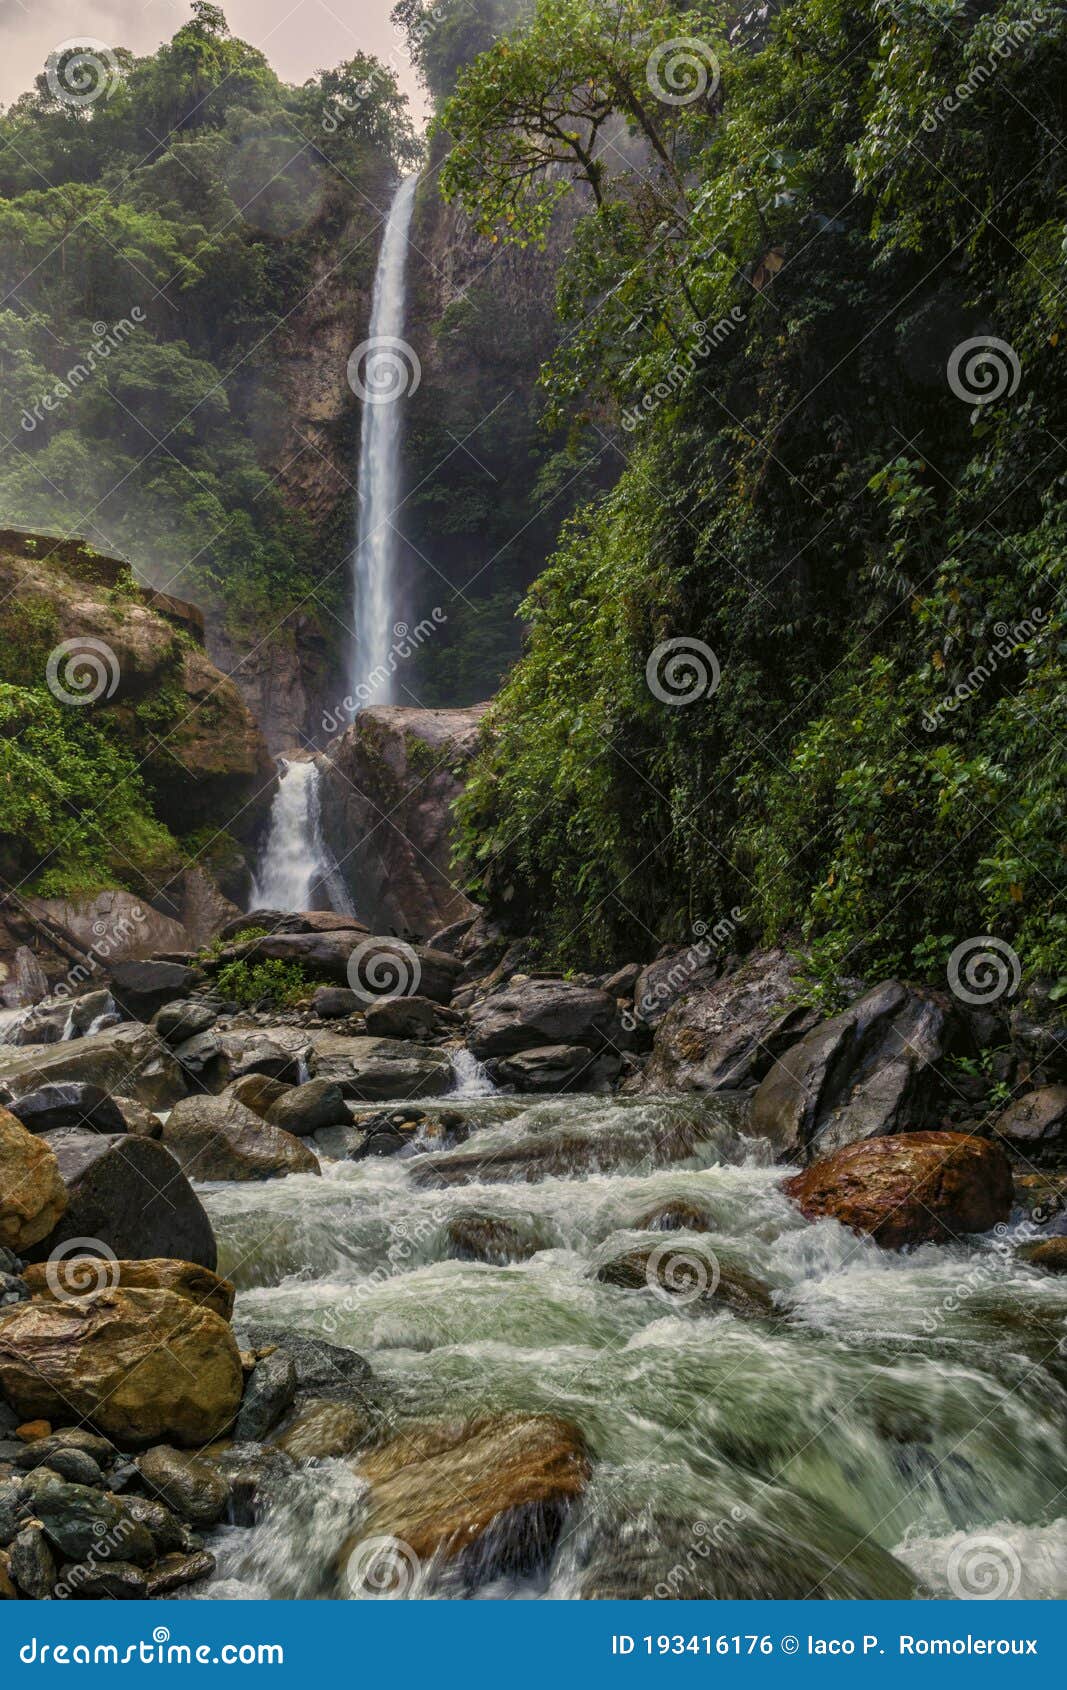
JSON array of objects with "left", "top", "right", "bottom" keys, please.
[
  {"left": 350, "top": 173, "right": 420, "bottom": 705},
  {"left": 250, "top": 760, "right": 354, "bottom": 915}
]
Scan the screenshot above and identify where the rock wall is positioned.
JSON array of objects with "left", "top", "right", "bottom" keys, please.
[{"left": 318, "top": 703, "right": 489, "bottom": 937}]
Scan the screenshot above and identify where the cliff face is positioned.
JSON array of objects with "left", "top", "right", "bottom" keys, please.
[{"left": 318, "top": 703, "right": 489, "bottom": 938}]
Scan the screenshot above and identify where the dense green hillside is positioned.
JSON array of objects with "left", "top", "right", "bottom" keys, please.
[{"left": 445, "top": 0, "right": 1067, "bottom": 987}]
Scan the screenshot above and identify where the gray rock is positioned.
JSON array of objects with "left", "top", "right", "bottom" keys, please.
[
  {"left": 493, "top": 1043, "right": 618, "bottom": 1093},
  {"left": 10, "top": 1523, "right": 55, "bottom": 1597},
  {"left": 600, "top": 963, "right": 641, "bottom": 999},
  {"left": 204, "top": 1444, "right": 294, "bottom": 1527},
  {"left": 28, "top": 1129, "right": 217, "bottom": 1270},
  {"left": 313, "top": 1123, "right": 367, "bottom": 1160},
  {"left": 32, "top": 1480, "right": 155, "bottom": 1565},
  {"left": 235, "top": 1350, "right": 297, "bottom": 1441},
  {"left": 228, "top": 1074, "right": 292, "bottom": 1118},
  {"left": 308, "top": 1032, "right": 453, "bottom": 1101},
  {"left": 110, "top": 961, "right": 205, "bottom": 1022},
  {"left": 162, "top": 1094, "right": 320, "bottom": 1181},
  {"left": 212, "top": 932, "right": 462, "bottom": 1004},
  {"left": 633, "top": 946, "right": 720, "bottom": 1027},
  {"left": 6, "top": 1082, "right": 129, "bottom": 1136},
  {"left": 364, "top": 995, "right": 458, "bottom": 1039},
  {"left": 152, "top": 999, "right": 218, "bottom": 1045},
  {"left": 145, "top": 1549, "right": 215, "bottom": 1596},
  {"left": 57, "top": 1559, "right": 147, "bottom": 1599},
  {"left": 116, "top": 1493, "right": 188, "bottom": 1554},
  {"left": 265, "top": 1079, "right": 348, "bottom": 1137},
  {"left": 994, "top": 1085, "right": 1067, "bottom": 1154},
  {"left": 751, "top": 981, "right": 953, "bottom": 1159},
  {"left": 0, "top": 1272, "right": 28, "bottom": 1306},
  {"left": 237, "top": 1326, "right": 375, "bottom": 1406},
  {"left": 468, "top": 978, "right": 626, "bottom": 1060},
  {"left": 0, "top": 1023, "right": 186, "bottom": 1110},
  {"left": 136, "top": 1446, "right": 229, "bottom": 1526},
  {"left": 311, "top": 987, "right": 360, "bottom": 1020},
  {"left": 15, "top": 1445, "right": 103, "bottom": 1486}
]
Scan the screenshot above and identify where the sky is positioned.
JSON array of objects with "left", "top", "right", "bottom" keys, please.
[{"left": 0, "top": 0, "right": 430, "bottom": 123}]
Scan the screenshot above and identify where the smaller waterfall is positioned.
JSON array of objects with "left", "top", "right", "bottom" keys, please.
[
  {"left": 450, "top": 1048, "right": 497, "bottom": 1097},
  {"left": 251, "top": 760, "right": 355, "bottom": 916}
]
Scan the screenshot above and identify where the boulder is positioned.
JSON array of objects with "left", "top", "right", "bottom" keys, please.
[
  {"left": 9, "top": 1524, "right": 55, "bottom": 1598},
  {"left": 1021, "top": 1237, "right": 1067, "bottom": 1274},
  {"left": 265, "top": 1079, "right": 348, "bottom": 1137},
  {"left": 783, "top": 1131, "right": 1013, "bottom": 1249},
  {"left": 182, "top": 1026, "right": 312, "bottom": 1091},
  {"left": 234, "top": 1350, "right": 297, "bottom": 1442},
  {"left": 493, "top": 1043, "right": 619, "bottom": 1093},
  {"left": 109, "top": 962, "right": 204, "bottom": 1022},
  {"left": 151, "top": 999, "right": 218, "bottom": 1045},
  {"left": 236, "top": 1325, "right": 376, "bottom": 1408},
  {"left": 308, "top": 1033, "right": 453, "bottom": 1101},
  {"left": 345, "top": 1414, "right": 589, "bottom": 1586},
  {"left": 993, "top": 1086, "right": 1067, "bottom": 1155},
  {"left": 23, "top": 891, "right": 187, "bottom": 965},
  {"left": 6, "top": 1082, "right": 128, "bottom": 1136},
  {"left": 752, "top": 981, "right": 953, "bottom": 1159},
  {"left": 311, "top": 986, "right": 360, "bottom": 1020},
  {"left": 275, "top": 1399, "right": 373, "bottom": 1461},
  {"left": 633, "top": 946, "right": 720, "bottom": 1027},
  {"left": 228, "top": 1074, "right": 292, "bottom": 1118},
  {"left": 0, "top": 1288, "right": 243, "bottom": 1446},
  {"left": 16, "top": 1445, "right": 102, "bottom": 1485},
  {"left": 135, "top": 1445, "right": 229, "bottom": 1525},
  {"left": 30, "top": 1130, "right": 217, "bottom": 1270},
  {"left": 60, "top": 1560, "right": 148, "bottom": 1599},
  {"left": 317, "top": 704, "right": 490, "bottom": 934},
  {"left": 601, "top": 962, "right": 641, "bottom": 1000},
  {"left": 213, "top": 933, "right": 462, "bottom": 1004},
  {"left": 145, "top": 1550, "right": 215, "bottom": 1597},
  {"left": 639, "top": 949, "right": 820, "bottom": 1093},
  {"left": 0, "top": 1024, "right": 186, "bottom": 1111},
  {"left": 596, "top": 1247, "right": 776, "bottom": 1318},
  {"left": 412, "top": 1112, "right": 712, "bottom": 1189},
  {"left": 112, "top": 1096, "right": 160, "bottom": 1138},
  {"left": 444, "top": 1215, "right": 537, "bottom": 1265},
  {"left": 162, "top": 1095, "right": 320, "bottom": 1181},
  {"left": 313, "top": 1123, "right": 367, "bottom": 1160},
  {"left": 364, "top": 994, "right": 454, "bottom": 1039},
  {"left": 30, "top": 1480, "right": 155, "bottom": 1566},
  {"left": 631, "top": 1198, "right": 711, "bottom": 1232},
  {"left": 468, "top": 978, "right": 625, "bottom": 1060},
  {"left": 0, "top": 1109, "right": 67, "bottom": 1252},
  {"left": 23, "top": 1258, "right": 233, "bottom": 1321}
]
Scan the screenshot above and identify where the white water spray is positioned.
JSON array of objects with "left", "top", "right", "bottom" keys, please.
[
  {"left": 350, "top": 174, "right": 420, "bottom": 705},
  {"left": 250, "top": 760, "right": 354, "bottom": 915}
]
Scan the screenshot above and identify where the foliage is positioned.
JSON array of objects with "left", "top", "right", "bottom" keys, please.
[
  {"left": 451, "top": 0, "right": 1067, "bottom": 985},
  {"left": 214, "top": 955, "right": 311, "bottom": 1005}
]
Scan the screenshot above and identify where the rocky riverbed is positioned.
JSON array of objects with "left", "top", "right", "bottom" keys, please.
[{"left": 0, "top": 914, "right": 1065, "bottom": 1601}]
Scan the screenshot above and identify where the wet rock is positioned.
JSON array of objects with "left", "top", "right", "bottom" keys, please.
[
  {"left": 152, "top": 999, "right": 219, "bottom": 1045},
  {"left": 209, "top": 1027, "right": 312, "bottom": 1086},
  {"left": 235, "top": 1349, "right": 297, "bottom": 1441},
  {"left": 23, "top": 1258, "right": 234, "bottom": 1321},
  {"left": 311, "top": 986, "right": 360, "bottom": 1020},
  {"left": 275, "top": 1398, "right": 374, "bottom": 1460},
  {"left": 364, "top": 995, "right": 459, "bottom": 1040},
  {"left": 14, "top": 1444, "right": 102, "bottom": 1486},
  {"left": 468, "top": 978, "right": 625, "bottom": 1060},
  {"left": 162, "top": 1094, "right": 321, "bottom": 1180},
  {"left": 145, "top": 1549, "right": 215, "bottom": 1596},
  {"left": 16, "top": 1427, "right": 113, "bottom": 1464},
  {"left": 237, "top": 1325, "right": 376, "bottom": 1407},
  {"left": 113, "top": 1096, "right": 161, "bottom": 1137},
  {"left": 265, "top": 1079, "right": 349, "bottom": 1137},
  {"left": 601, "top": 963, "right": 641, "bottom": 1000},
  {"left": 117, "top": 1493, "right": 188, "bottom": 1554},
  {"left": 58, "top": 1559, "right": 147, "bottom": 1599},
  {"left": 136, "top": 1445, "right": 230, "bottom": 1525},
  {"left": 597, "top": 1247, "right": 776, "bottom": 1318},
  {"left": 494, "top": 1043, "right": 620, "bottom": 1093},
  {"left": 31, "top": 1130, "right": 217, "bottom": 1270},
  {"left": 639, "top": 949, "right": 820, "bottom": 1093},
  {"left": 632, "top": 946, "right": 721, "bottom": 1028},
  {"left": 783, "top": 1130, "right": 1013, "bottom": 1249},
  {"left": 632, "top": 1198, "right": 711, "bottom": 1232},
  {"left": 0, "top": 1024, "right": 186, "bottom": 1110},
  {"left": 0, "top": 1549, "right": 14, "bottom": 1599},
  {"left": 228, "top": 1073, "right": 292, "bottom": 1118},
  {"left": 349, "top": 1128, "right": 407, "bottom": 1160},
  {"left": 994, "top": 1085, "right": 1067, "bottom": 1156},
  {"left": 6, "top": 1082, "right": 129, "bottom": 1136},
  {"left": 205, "top": 1444, "right": 293, "bottom": 1526},
  {"left": 0, "top": 1272, "right": 28, "bottom": 1307},
  {"left": 412, "top": 1115, "right": 708, "bottom": 1188},
  {"left": 752, "top": 981, "right": 953, "bottom": 1159},
  {"left": 31, "top": 1480, "right": 155, "bottom": 1566},
  {"left": 10, "top": 1523, "right": 55, "bottom": 1598},
  {"left": 0, "top": 1477, "right": 22, "bottom": 1542},
  {"left": 0, "top": 1288, "right": 243, "bottom": 1447},
  {"left": 308, "top": 1032, "right": 453, "bottom": 1101},
  {"left": 346, "top": 1414, "right": 590, "bottom": 1586},
  {"left": 313, "top": 1123, "right": 367, "bottom": 1160},
  {"left": 0, "top": 1107, "right": 67, "bottom": 1252},
  {"left": 109, "top": 962, "right": 205, "bottom": 1022},
  {"left": 1020, "top": 1237, "right": 1067, "bottom": 1274},
  {"left": 445, "top": 1215, "right": 537, "bottom": 1265}
]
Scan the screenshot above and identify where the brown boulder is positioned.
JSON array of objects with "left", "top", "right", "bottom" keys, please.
[
  {"left": 783, "top": 1130, "right": 1013, "bottom": 1249},
  {"left": 638, "top": 948, "right": 819, "bottom": 1092},
  {"left": 345, "top": 1414, "right": 589, "bottom": 1586},
  {"left": 162, "top": 1094, "right": 320, "bottom": 1180},
  {"left": 0, "top": 1107, "right": 66, "bottom": 1251},
  {"left": 275, "top": 1398, "right": 373, "bottom": 1461},
  {"left": 0, "top": 1288, "right": 243, "bottom": 1447},
  {"left": 23, "top": 1258, "right": 234, "bottom": 1321}
]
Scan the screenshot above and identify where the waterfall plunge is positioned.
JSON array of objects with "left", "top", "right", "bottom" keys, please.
[
  {"left": 250, "top": 760, "right": 353, "bottom": 915},
  {"left": 350, "top": 173, "right": 420, "bottom": 706}
]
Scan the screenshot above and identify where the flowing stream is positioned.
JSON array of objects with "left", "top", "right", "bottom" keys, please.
[
  {"left": 250, "top": 759, "right": 354, "bottom": 915},
  {"left": 197, "top": 1094, "right": 1067, "bottom": 1601},
  {"left": 350, "top": 173, "right": 420, "bottom": 706}
]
